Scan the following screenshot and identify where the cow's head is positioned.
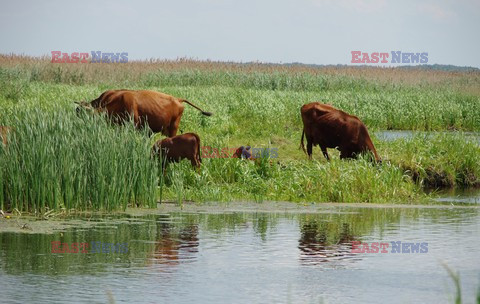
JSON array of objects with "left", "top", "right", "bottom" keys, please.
[{"left": 74, "top": 101, "right": 95, "bottom": 116}]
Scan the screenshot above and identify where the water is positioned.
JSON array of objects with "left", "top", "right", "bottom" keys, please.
[
  {"left": 432, "top": 188, "right": 480, "bottom": 204},
  {"left": 376, "top": 130, "right": 480, "bottom": 144},
  {"left": 0, "top": 204, "right": 479, "bottom": 304}
]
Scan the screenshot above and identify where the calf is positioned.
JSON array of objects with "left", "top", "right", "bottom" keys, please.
[{"left": 153, "top": 133, "right": 202, "bottom": 168}]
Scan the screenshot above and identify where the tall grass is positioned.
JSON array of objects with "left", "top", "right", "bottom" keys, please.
[
  {"left": 0, "top": 109, "right": 158, "bottom": 212},
  {"left": 381, "top": 133, "right": 480, "bottom": 187},
  {"left": 158, "top": 156, "right": 423, "bottom": 204},
  {"left": 1, "top": 65, "right": 479, "bottom": 131}
]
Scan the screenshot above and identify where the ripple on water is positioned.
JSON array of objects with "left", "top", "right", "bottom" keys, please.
[{"left": 0, "top": 206, "right": 479, "bottom": 303}]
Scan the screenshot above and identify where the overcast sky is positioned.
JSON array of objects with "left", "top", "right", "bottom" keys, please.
[{"left": 1, "top": 0, "right": 479, "bottom": 67}]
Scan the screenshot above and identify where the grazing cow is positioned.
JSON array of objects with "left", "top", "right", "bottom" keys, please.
[
  {"left": 76, "top": 90, "right": 212, "bottom": 137},
  {"left": 300, "top": 102, "right": 380, "bottom": 162},
  {"left": 153, "top": 133, "right": 202, "bottom": 168},
  {"left": 232, "top": 146, "right": 253, "bottom": 159},
  {"left": 0, "top": 126, "right": 11, "bottom": 146}
]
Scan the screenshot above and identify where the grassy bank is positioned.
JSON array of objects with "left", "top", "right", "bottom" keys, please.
[{"left": 0, "top": 56, "right": 479, "bottom": 212}]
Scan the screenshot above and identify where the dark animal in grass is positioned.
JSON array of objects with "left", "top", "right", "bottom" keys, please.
[
  {"left": 232, "top": 146, "right": 254, "bottom": 159},
  {"left": 0, "top": 126, "right": 12, "bottom": 146},
  {"left": 153, "top": 133, "right": 202, "bottom": 168},
  {"left": 76, "top": 90, "right": 212, "bottom": 137},
  {"left": 300, "top": 102, "right": 380, "bottom": 162},
  {"left": 233, "top": 146, "right": 282, "bottom": 168}
]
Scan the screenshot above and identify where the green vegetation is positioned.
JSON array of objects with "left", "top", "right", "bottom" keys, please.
[
  {"left": 0, "top": 56, "right": 479, "bottom": 212},
  {"left": 0, "top": 109, "right": 158, "bottom": 212}
]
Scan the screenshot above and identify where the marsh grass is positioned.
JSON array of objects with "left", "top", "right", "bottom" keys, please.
[
  {"left": 382, "top": 133, "right": 480, "bottom": 187},
  {"left": 155, "top": 155, "right": 423, "bottom": 204},
  {"left": 2, "top": 54, "right": 479, "bottom": 94},
  {"left": 0, "top": 67, "right": 30, "bottom": 102},
  {"left": 0, "top": 109, "right": 158, "bottom": 212}
]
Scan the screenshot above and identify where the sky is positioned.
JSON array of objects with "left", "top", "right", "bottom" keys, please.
[{"left": 0, "top": 0, "right": 479, "bottom": 67}]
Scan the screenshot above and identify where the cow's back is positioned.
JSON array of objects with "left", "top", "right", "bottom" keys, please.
[
  {"left": 301, "top": 102, "right": 343, "bottom": 123},
  {"left": 133, "top": 91, "right": 184, "bottom": 131},
  {"left": 92, "top": 90, "right": 185, "bottom": 134}
]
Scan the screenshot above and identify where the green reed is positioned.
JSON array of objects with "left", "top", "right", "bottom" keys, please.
[{"left": 0, "top": 108, "right": 158, "bottom": 212}]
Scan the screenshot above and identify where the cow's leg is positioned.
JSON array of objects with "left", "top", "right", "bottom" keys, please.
[
  {"left": 168, "top": 116, "right": 182, "bottom": 137},
  {"left": 196, "top": 151, "right": 202, "bottom": 167},
  {"left": 340, "top": 150, "right": 354, "bottom": 160},
  {"left": 321, "top": 146, "right": 330, "bottom": 161},
  {"left": 126, "top": 104, "right": 141, "bottom": 129},
  {"left": 306, "top": 140, "right": 313, "bottom": 160},
  {"left": 189, "top": 156, "right": 196, "bottom": 168},
  {"left": 191, "top": 158, "right": 201, "bottom": 169},
  {"left": 133, "top": 113, "right": 141, "bottom": 128},
  {"left": 137, "top": 118, "right": 153, "bottom": 135}
]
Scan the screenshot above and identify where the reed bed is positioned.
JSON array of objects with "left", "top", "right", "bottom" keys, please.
[{"left": 0, "top": 109, "right": 158, "bottom": 212}]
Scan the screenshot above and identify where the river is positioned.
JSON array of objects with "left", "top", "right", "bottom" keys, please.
[{"left": 0, "top": 203, "right": 478, "bottom": 303}]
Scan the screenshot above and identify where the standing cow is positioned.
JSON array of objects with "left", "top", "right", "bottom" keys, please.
[
  {"left": 153, "top": 133, "right": 202, "bottom": 168},
  {"left": 300, "top": 102, "right": 380, "bottom": 162},
  {"left": 76, "top": 90, "right": 212, "bottom": 137}
]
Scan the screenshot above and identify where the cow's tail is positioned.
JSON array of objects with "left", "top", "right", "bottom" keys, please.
[
  {"left": 300, "top": 129, "right": 307, "bottom": 155},
  {"left": 181, "top": 100, "right": 212, "bottom": 116}
]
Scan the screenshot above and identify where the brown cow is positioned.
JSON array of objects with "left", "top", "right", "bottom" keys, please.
[
  {"left": 153, "top": 133, "right": 202, "bottom": 168},
  {"left": 0, "top": 126, "right": 11, "bottom": 146},
  {"left": 76, "top": 90, "right": 212, "bottom": 137},
  {"left": 300, "top": 102, "right": 380, "bottom": 162}
]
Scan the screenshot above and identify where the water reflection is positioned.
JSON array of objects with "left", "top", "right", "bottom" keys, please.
[
  {"left": 376, "top": 130, "right": 480, "bottom": 144},
  {"left": 0, "top": 206, "right": 479, "bottom": 303},
  {"left": 298, "top": 220, "right": 357, "bottom": 265},
  {"left": 149, "top": 223, "right": 199, "bottom": 267}
]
